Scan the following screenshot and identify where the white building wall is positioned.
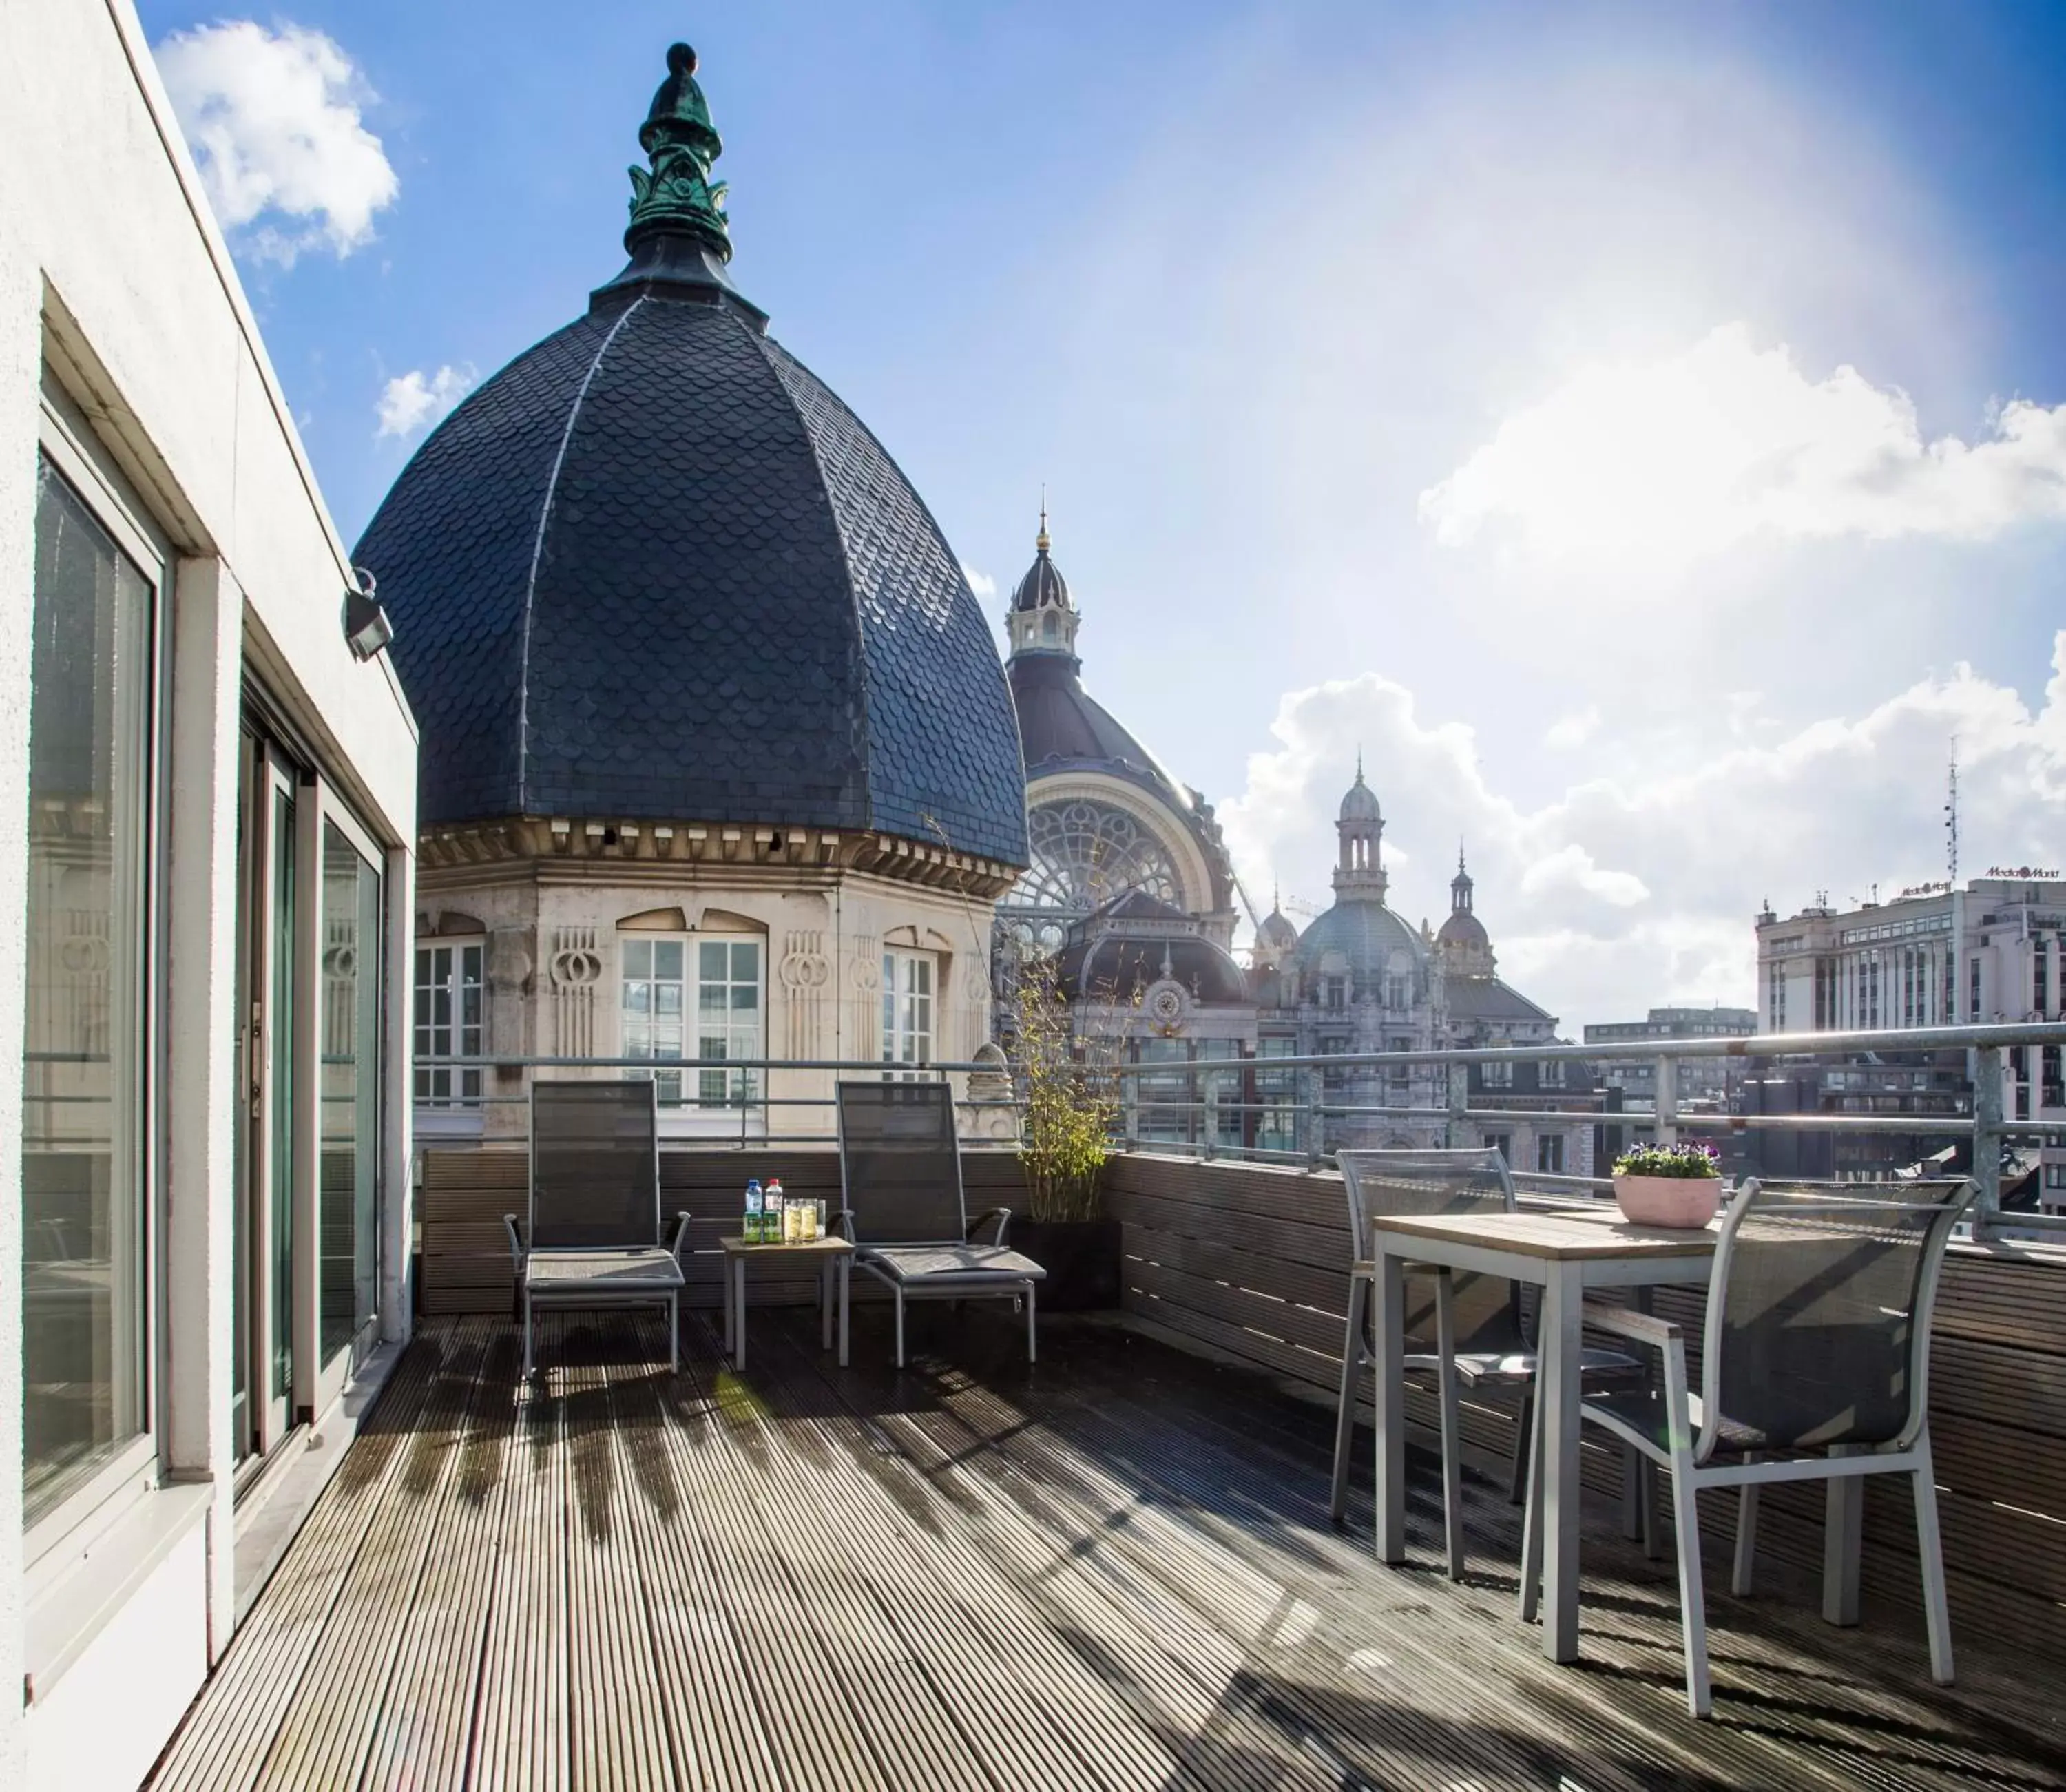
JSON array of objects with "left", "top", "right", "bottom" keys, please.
[{"left": 0, "top": 2, "right": 419, "bottom": 1782}]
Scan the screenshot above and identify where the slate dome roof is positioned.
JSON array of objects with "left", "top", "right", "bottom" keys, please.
[
  {"left": 1437, "top": 908, "right": 1490, "bottom": 950},
  {"left": 1011, "top": 536, "right": 1069, "bottom": 613},
  {"left": 1293, "top": 899, "right": 1426, "bottom": 977},
  {"left": 1339, "top": 769, "right": 1382, "bottom": 824},
  {"left": 351, "top": 55, "right": 1027, "bottom": 866},
  {"left": 1258, "top": 906, "right": 1300, "bottom": 950}
]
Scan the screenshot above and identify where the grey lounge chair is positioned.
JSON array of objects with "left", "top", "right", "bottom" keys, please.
[
  {"left": 836, "top": 1081, "right": 1045, "bottom": 1368},
  {"left": 1329, "top": 1148, "right": 1642, "bottom": 1580},
  {"left": 504, "top": 1079, "right": 690, "bottom": 1378},
  {"left": 1528, "top": 1176, "right": 1976, "bottom": 1717}
]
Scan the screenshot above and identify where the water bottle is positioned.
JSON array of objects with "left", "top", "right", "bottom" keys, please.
[
  {"left": 744, "top": 1178, "right": 764, "bottom": 1244},
  {"left": 766, "top": 1178, "right": 786, "bottom": 1245}
]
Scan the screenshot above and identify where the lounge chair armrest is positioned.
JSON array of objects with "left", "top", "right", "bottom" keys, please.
[
  {"left": 503, "top": 1213, "right": 525, "bottom": 1270},
  {"left": 967, "top": 1207, "right": 1011, "bottom": 1246},
  {"left": 836, "top": 1209, "right": 855, "bottom": 1244},
  {"left": 666, "top": 1210, "right": 692, "bottom": 1258},
  {"left": 1580, "top": 1298, "right": 1680, "bottom": 1350}
]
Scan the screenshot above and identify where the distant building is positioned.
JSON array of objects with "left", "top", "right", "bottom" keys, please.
[
  {"left": 1753, "top": 876, "right": 2066, "bottom": 1191},
  {"left": 1584, "top": 1006, "right": 1757, "bottom": 1109}
]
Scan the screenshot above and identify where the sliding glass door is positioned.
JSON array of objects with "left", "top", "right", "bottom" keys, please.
[
  {"left": 319, "top": 817, "right": 382, "bottom": 1384},
  {"left": 233, "top": 736, "right": 301, "bottom": 1459}
]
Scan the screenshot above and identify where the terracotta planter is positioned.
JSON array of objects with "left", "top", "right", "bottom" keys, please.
[
  {"left": 1612, "top": 1173, "right": 1720, "bottom": 1229},
  {"left": 1013, "top": 1218, "right": 1122, "bottom": 1311}
]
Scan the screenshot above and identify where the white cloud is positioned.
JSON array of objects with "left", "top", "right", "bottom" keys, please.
[
  {"left": 1419, "top": 324, "right": 2066, "bottom": 565},
  {"left": 375, "top": 364, "right": 476, "bottom": 442},
  {"left": 961, "top": 564, "right": 998, "bottom": 601},
  {"left": 155, "top": 21, "right": 397, "bottom": 267},
  {"left": 1545, "top": 706, "right": 1600, "bottom": 750},
  {"left": 1221, "top": 638, "right": 2066, "bottom": 1029}
]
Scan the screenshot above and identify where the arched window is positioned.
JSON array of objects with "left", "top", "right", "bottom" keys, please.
[
  {"left": 1005, "top": 799, "right": 1185, "bottom": 917},
  {"left": 1042, "top": 610, "right": 1058, "bottom": 640}
]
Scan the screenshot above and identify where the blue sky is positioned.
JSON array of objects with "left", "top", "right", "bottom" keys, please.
[{"left": 139, "top": 0, "right": 2066, "bottom": 1028}]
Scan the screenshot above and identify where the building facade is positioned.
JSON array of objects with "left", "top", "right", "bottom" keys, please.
[
  {"left": 1754, "top": 877, "right": 2065, "bottom": 1191},
  {"left": 359, "top": 50, "right": 1029, "bottom": 1144},
  {"left": 1583, "top": 1006, "right": 1758, "bottom": 1109},
  {"left": 1, "top": 5, "right": 420, "bottom": 1784}
]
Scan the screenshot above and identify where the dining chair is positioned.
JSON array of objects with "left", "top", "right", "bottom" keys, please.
[
  {"left": 1330, "top": 1147, "right": 1642, "bottom": 1579},
  {"left": 1521, "top": 1176, "right": 1976, "bottom": 1716}
]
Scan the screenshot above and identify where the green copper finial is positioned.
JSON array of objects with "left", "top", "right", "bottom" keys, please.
[{"left": 626, "top": 43, "right": 731, "bottom": 260}]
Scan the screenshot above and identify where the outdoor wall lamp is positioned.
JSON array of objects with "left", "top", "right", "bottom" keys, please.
[{"left": 343, "top": 566, "right": 395, "bottom": 663}]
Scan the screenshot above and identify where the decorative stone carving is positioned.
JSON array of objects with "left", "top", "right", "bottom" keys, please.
[
  {"left": 849, "top": 934, "right": 881, "bottom": 1063},
  {"left": 779, "top": 930, "right": 829, "bottom": 1059},
  {"left": 549, "top": 925, "right": 599, "bottom": 1059}
]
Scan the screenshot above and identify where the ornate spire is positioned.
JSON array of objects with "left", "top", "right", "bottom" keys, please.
[
  {"left": 626, "top": 43, "right": 731, "bottom": 259},
  {"left": 1037, "top": 484, "right": 1050, "bottom": 554},
  {"left": 1451, "top": 844, "right": 1474, "bottom": 913}
]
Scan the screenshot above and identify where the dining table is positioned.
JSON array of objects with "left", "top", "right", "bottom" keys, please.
[{"left": 1364, "top": 1204, "right": 1719, "bottom": 1663}]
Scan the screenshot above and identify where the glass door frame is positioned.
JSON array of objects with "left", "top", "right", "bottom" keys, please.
[
  {"left": 238, "top": 734, "right": 302, "bottom": 1456},
  {"left": 300, "top": 786, "right": 386, "bottom": 1416}
]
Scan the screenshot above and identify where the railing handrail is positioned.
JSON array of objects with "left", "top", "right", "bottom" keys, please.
[{"left": 1105, "top": 1020, "right": 2066, "bottom": 1078}]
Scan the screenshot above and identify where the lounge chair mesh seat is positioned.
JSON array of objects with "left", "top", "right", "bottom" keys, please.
[
  {"left": 505, "top": 1079, "right": 689, "bottom": 1377},
  {"left": 837, "top": 1081, "right": 1043, "bottom": 1366}
]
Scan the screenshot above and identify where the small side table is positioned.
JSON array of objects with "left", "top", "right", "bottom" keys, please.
[{"left": 718, "top": 1235, "right": 855, "bottom": 1371}]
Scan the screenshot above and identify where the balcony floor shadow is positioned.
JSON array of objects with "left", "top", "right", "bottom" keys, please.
[{"left": 146, "top": 1306, "right": 2066, "bottom": 1791}]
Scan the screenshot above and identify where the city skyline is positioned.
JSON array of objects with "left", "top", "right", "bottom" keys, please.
[{"left": 134, "top": 0, "right": 2066, "bottom": 1031}]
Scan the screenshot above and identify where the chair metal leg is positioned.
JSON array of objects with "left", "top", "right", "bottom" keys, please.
[
  {"left": 1026, "top": 1279, "right": 1038, "bottom": 1364},
  {"left": 522, "top": 1287, "right": 534, "bottom": 1381},
  {"left": 1330, "top": 1274, "right": 1370, "bottom": 1525},
  {"left": 669, "top": 1293, "right": 678, "bottom": 1373},
  {"left": 1731, "top": 1483, "right": 1760, "bottom": 1597},
  {"left": 1667, "top": 1448, "right": 1713, "bottom": 1718},
  {"left": 1507, "top": 1386, "right": 1532, "bottom": 1505},
  {"left": 838, "top": 1258, "right": 851, "bottom": 1367},
  {"left": 821, "top": 1262, "right": 833, "bottom": 1351},
  {"left": 894, "top": 1287, "right": 906, "bottom": 1368},
  {"left": 1823, "top": 1444, "right": 1864, "bottom": 1627},
  {"left": 1643, "top": 1459, "right": 1662, "bottom": 1560},
  {"left": 731, "top": 1256, "right": 747, "bottom": 1371},
  {"left": 1434, "top": 1269, "right": 1466, "bottom": 1581},
  {"left": 1912, "top": 1435, "right": 1955, "bottom": 1684},
  {"left": 1519, "top": 1377, "right": 1544, "bottom": 1623},
  {"left": 1620, "top": 1443, "right": 1643, "bottom": 1541}
]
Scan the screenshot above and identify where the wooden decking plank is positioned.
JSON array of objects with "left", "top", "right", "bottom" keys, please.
[
  {"left": 251, "top": 1327, "right": 494, "bottom": 1791},
  {"left": 806, "top": 1344, "right": 1339, "bottom": 1792},
  {"left": 145, "top": 1329, "right": 455, "bottom": 1792},
  {"left": 359, "top": 1322, "right": 525, "bottom": 1791},
  {"left": 829, "top": 1339, "right": 1592, "bottom": 1792},
  {"left": 147, "top": 1310, "right": 2066, "bottom": 1792},
  {"left": 702, "top": 1317, "right": 1199, "bottom": 1792}
]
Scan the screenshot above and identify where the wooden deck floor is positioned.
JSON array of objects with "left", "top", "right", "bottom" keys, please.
[{"left": 148, "top": 1306, "right": 2066, "bottom": 1792}]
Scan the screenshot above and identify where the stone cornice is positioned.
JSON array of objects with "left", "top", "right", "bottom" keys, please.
[{"left": 417, "top": 815, "right": 1019, "bottom": 899}]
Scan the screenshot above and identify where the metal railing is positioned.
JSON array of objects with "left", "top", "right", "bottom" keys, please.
[
  {"left": 413, "top": 1021, "right": 2066, "bottom": 1236},
  {"left": 1103, "top": 1021, "right": 2066, "bottom": 1239},
  {"left": 412, "top": 1053, "right": 1014, "bottom": 1148}
]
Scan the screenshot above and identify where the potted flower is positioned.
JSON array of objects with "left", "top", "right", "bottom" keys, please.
[
  {"left": 1005, "top": 955, "right": 1123, "bottom": 1310},
  {"left": 1610, "top": 1140, "right": 1723, "bottom": 1228}
]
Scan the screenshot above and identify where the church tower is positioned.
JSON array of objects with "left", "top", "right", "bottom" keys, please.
[
  {"left": 1333, "top": 758, "right": 1388, "bottom": 902},
  {"left": 1005, "top": 499, "right": 1078, "bottom": 662}
]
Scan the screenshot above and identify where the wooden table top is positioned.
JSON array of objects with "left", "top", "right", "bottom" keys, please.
[
  {"left": 718, "top": 1233, "right": 855, "bottom": 1256},
  {"left": 1367, "top": 1207, "right": 1719, "bottom": 1262}
]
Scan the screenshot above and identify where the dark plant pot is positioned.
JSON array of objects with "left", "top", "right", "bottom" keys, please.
[{"left": 1014, "top": 1217, "right": 1122, "bottom": 1312}]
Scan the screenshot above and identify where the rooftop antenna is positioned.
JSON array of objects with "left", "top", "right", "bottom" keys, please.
[{"left": 1945, "top": 740, "right": 1959, "bottom": 884}]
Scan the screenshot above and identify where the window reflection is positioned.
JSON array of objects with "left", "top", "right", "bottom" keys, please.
[
  {"left": 21, "top": 459, "right": 154, "bottom": 1528},
  {"left": 320, "top": 823, "right": 381, "bottom": 1365}
]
